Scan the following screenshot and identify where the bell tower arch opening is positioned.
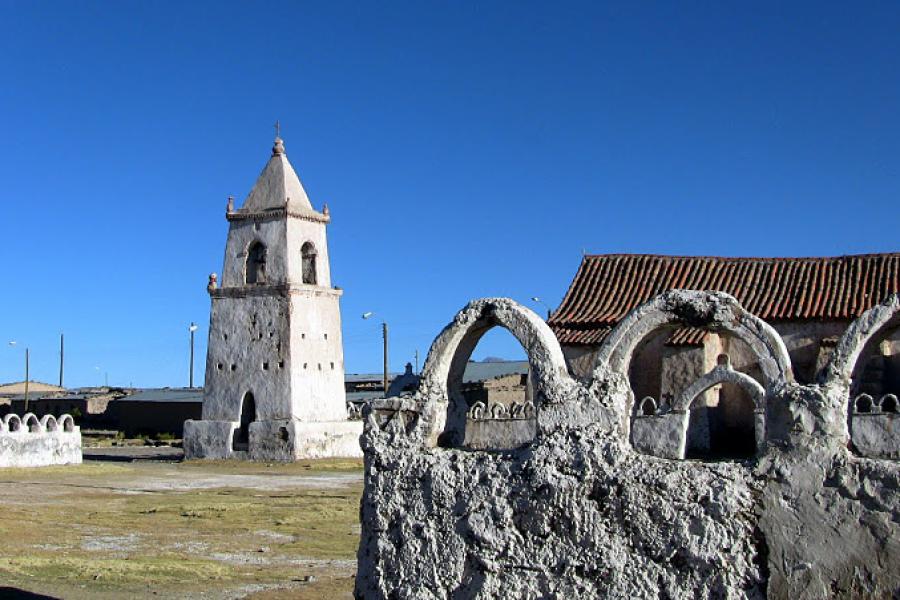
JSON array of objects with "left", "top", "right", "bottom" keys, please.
[
  {"left": 246, "top": 241, "right": 267, "bottom": 285},
  {"left": 301, "top": 241, "right": 317, "bottom": 285}
]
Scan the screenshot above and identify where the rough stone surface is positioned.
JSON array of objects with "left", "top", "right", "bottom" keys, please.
[
  {"left": 851, "top": 412, "right": 900, "bottom": 459},
  {"left": 0, "top": 413, "right": 81, "bottom": 468},
  {"left": 630, "top": 412, "right": 686, "bottom": 459},
  {"left": 356, "top": 293, "right": 900, "bottom": 599}
]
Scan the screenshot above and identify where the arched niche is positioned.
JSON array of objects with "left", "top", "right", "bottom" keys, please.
[
  {"left": 40, "top": 415, "right": 58, "bottom": 432},
  {"left": 3, "top": 414, "right": 21, "bottom": 433},
  {"left": 414, "top": 298, "right": 572, "bottom": 448},
  {"left": 58, "top": 414, "right": 75, "bottom": 433},
  {"left": 595, "top": 290, "right": 793, "bottom": 390},
  {"left": 22, "top": 413, "right": 41, "bottom": 433},
  {"left": 301, "top": 241, "right": 317, "bottom": 285},
  {"left": 245, "top": 241, "right": 267, "bottom": 285}
]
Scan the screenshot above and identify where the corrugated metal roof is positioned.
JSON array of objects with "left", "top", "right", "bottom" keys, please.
[
  {"left": 550, "top": 253, "right": 900, "bottom": 345},
  {"left": 461, "top": 360, "right": 529, "bottom": 383},
  {"left": 347, "top": 361, "right": 529, "bottom": 385},
  {"left": 114, "top": 388, "right": 203, "bottom": 403},
  {"left": 346, "top": 391, "right": 384, "bottom": 403}
]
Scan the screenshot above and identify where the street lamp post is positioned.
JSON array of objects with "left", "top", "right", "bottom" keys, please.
[
  {"left": 362, "top": 312, "right": 389, "bottom": 397},
  {"left": 531, "top": 296, "right": 552, "bottom": 320},
  {"left": 189, "top": 322, "right": 199, "bottom": 388}
]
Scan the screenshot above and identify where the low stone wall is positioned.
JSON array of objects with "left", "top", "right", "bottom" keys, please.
[
  {"left": 183, "top": 418, "right": 362, "bottom": 460},
  {"left": 356, "top": 293, "right": 900, "bottom": 599},
  {"left": 0, "top": 413, "right": 82, "bottom": 468}
]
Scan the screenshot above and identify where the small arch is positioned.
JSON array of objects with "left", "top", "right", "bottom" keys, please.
[
  {"left": 855, "top": 394, "right": 874, "bottom": 414},
  {"left": 40, "top": 415, "right": 58, "bottom": 432},
  {"left": 674, "top": 363, "right": 765, "bottom": 413},
  {"left": 674, "top": 362, "right": 766, "bottom": 460},
  {"left": 490, "top": 403, "right": 508, "bottom": 419},
  {"left": 245, "top": 240, "right": 268, "bottom": 285},
  {"left": 3, "top": 414, "right": 21, "bottom": 432},
  {"left": 58, "top": 414, "right": 75, "bottom": 433},
  {"left": 468, "top": 402, "right": 486, "bottom": 420},
  {"left": 22, "top": 413, "right": 41, "bottom": 433},
  {"left": 639, "top": 397, "right": 658, "bottom": 416},
  {"left": 301, "top": 241, "right": 317, "bottom": 285},
  {"left": 232, "top": 392, "right": 256, "bottom": 452},
  {"left": 880, "top": 394, "right": 898, "bottom": 414}
]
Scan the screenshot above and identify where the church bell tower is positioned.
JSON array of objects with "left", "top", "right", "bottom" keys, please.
[{"left": 184, "top": 133, "right": 362, "bottom": 460}]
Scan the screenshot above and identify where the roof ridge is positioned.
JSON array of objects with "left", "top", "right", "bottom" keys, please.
[
  {"left": 583, "top": 252, "right": 900, "bottom": 262},
  {"left": 551, "top": 253, "right": 900, "bottom": 342}
]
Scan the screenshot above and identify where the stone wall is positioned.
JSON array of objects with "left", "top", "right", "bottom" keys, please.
[
  {"left": 0, "top": 413, "right": 82, "bottom": 468},
  {"left": 356, "top": 293, "right": 900, "bottom": 599}
]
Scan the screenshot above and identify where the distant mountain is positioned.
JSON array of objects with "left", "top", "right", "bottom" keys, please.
[{"left": 480, "top": 356, "right": 507, "bottom": 363}]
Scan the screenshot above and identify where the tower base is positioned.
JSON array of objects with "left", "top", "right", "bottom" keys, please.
[{"left": 183, "top": 418, "right": 363, "bottom": 461}]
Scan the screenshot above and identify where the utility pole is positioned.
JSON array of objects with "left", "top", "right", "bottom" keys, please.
[
  {"left": 59, "top": 333, "right": 64, "bottom": 388},
  {"left": 382, "top": 322, "right": 389, "bottom": 397},
  {"left": 24, "top": 348, "right": 30, "bottom": 413}
]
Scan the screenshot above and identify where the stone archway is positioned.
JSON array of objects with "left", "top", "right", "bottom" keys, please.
[
  {"left": 676, "top": 357, "right": 766, "bottom": 459},
  {"left": 820, "top": 294, "right": 900, "bottom": 388},
  {"left": 822, "top": 295, "right": 900, "bottom": 458},
  {"left": 595, "top": 289, "right": 793, "bottom": 388},
  {"left": 232, "top": 392, "right": 256, "bottom": 452},
  {"left": 414, "top": 298, "right": 572, "bottom": 448}
]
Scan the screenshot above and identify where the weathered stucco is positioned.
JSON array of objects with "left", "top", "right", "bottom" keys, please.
[
  {"left": 0, "top": 413, "right": 82, "bottom": 468},
  {"left": 356, "top": 292, "right": 900, "bottom": 599},
  {"left": 184, "top": 137, "right": 361, "bottom": 461}
]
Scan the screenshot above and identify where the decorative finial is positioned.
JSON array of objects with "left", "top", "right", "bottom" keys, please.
[
  {"left": 322, "top": 203, "right": 330, "bottom": 216},
  {"left": 272, "top": 121, "right": 285, "bottom": 156},
  {"left": 226, "top": 195, "right": 234, "bottom": 213}
]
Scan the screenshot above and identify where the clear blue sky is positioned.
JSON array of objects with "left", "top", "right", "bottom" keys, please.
[{"left": 1, "top": 1, "right": 898, "bottom": 388}]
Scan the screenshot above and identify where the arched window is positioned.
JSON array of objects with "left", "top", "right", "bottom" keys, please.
[
  {"left": 246, "top": 242, "right": 267, "bottom": 285},
  {"left": 301, "top": 242, "right": 317, "bottom": 285},
  {"left": 232, "top": 392, "right": 256, "bottom": 452}
]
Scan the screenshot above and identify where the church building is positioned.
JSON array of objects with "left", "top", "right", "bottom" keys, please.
[
  {"left": 549, "top": 253, "right": 900, "bottom": 459},
  {"left": 183, "top": 134, "right": 362, "bottom": 460}
]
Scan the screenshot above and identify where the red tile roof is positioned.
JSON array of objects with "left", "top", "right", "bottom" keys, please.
[{"left": 549, "top": 253, "right": 900, "bottom": 345}]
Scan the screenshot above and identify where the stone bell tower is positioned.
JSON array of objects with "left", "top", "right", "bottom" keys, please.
[{"left": 184, "top": 134, "right": 362, "bottom": 460}]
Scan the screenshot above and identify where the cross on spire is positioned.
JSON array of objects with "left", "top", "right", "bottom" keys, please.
[{"left": 272, "top": 121, "right": 286, "bottom": 156}]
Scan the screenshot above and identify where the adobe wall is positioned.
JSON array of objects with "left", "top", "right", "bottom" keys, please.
[
  {"left": 0, "top": 414, "right": 82, "bottom": 468},
  {"left": 356, "top": 293, "right": 900, "bottom": 600}
]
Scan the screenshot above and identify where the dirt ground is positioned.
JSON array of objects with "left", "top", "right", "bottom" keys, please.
[{"left": 0, "top": 452, "right": 363, "bottom": 599}]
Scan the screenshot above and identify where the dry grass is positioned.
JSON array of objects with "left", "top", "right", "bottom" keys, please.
[{"left": 0, "top": 458, "right": 363, "bottom": 599}]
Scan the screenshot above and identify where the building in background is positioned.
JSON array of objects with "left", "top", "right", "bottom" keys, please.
[{"left": 550, "top": 253, "right": 900, "bottom": 458}]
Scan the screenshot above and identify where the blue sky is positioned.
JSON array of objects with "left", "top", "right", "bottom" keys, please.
[{"left": 1, "top": 1, "right": 898, "bottom": 388}]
